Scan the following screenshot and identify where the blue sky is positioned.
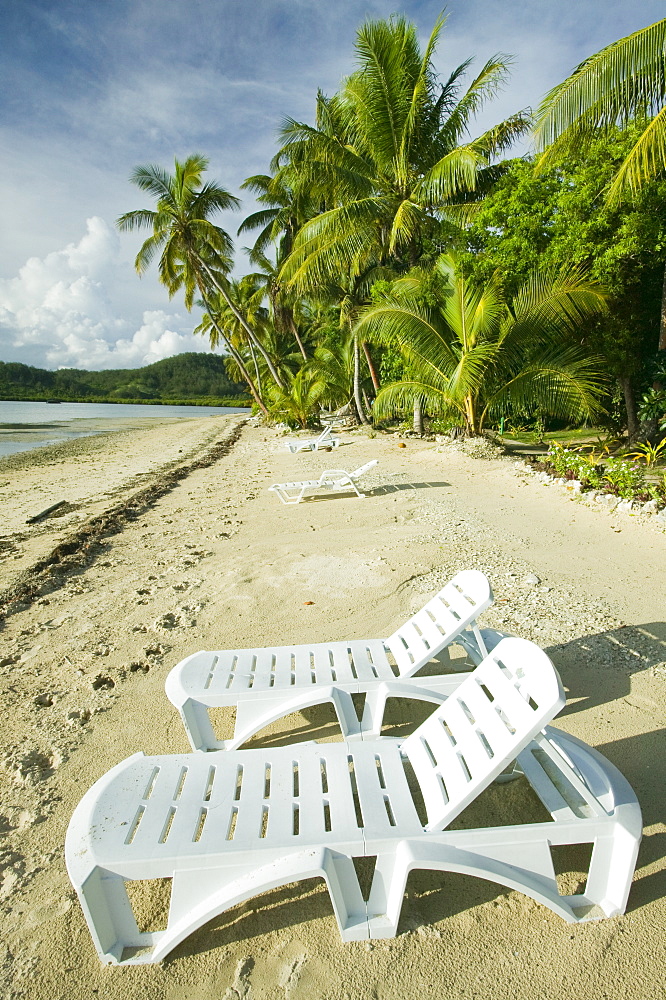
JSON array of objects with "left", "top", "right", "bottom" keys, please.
[{"left": 0, "top": 0, "right": 663, "bottom": 370}]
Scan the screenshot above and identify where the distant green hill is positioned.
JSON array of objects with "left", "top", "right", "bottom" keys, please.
[{"left": 0, "top": 353, "right": 249, "bottom": 406}]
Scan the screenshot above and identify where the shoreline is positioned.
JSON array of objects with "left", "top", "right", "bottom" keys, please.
[
  {"left": 0, "top": 421, "right": 664, "bottom": 999},
  {"left": 0, "top": 402, "right": 250, "bottom": 464}
]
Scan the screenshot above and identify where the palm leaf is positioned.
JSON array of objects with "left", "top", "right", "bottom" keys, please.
[
  {"left": 481, "top": 346, "right": 608, "bottom": 423},
  {"left": 534, "top": 20, "right": 666, "bottom": 150},
  {"left": 606, "top": 104, "right": 666, "bottom": 203}
]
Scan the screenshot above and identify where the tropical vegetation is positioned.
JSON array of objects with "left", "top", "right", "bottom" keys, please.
[
  {"left": 111, "top": 12, "right": 666, "bottom": 445},
  {"left": 537, "top": 441, "right": 666, "bottom": 506},
  {"left": 356, "top": 253, "right": 608, "bottom": 435}
]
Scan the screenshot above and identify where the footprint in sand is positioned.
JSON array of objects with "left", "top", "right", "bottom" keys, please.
[
  {"left": 0, "top": 850, "right": 26, "bottom": 899},
  {"left": 278, "top": 954, "right": 307, "bottom": 995},
  {"left": 154, "top": 606, "right": 200, "bottom": 630},
  {"left": 7, "top": 748, "right": 62, "bottom": 784},
  {"left": 0, "top": 809, "right": 41, "bottom": 834},
  {"left": 223, "top": 956, "right": 254, "bottom": 999}
]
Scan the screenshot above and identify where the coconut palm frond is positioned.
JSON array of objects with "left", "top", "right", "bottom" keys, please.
[
  {"left": 373, "top": 379, "right": 463, "bottom": 421},
  {"left": 534, "top": 20, "right": 666, "bottom": 150},
  {"left": 506, "top": 266, "right": 608, "bottom": 346},
  {"left": 533, "top": 19, "right": 666, "bottom": 200},
  {"left": 606, "top": 103, "right": 666, "bottom": 203},
  {"left": 482, "top": 348, "right": 608, "bottom": 424}
]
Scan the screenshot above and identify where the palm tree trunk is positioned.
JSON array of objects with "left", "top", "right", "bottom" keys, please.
[
  {"left": 464, "top": 394, "right": 478, "bottom": 436},
  {"left": 353, "top": 334, "right": 372, "bottom": 425},
  {"left": 201, "top": 300, "right": 269, "bottom": 416},
  {"left": 618, "top": 375, "right": 639, "bottom": 442},
  {"left": 199, "top": 260, "right": 286, "bottom": 390},
  {"left": 288, "top": 315, "right": 308, "bottom": 360},
  {"left": 362, "top": 341, "right": 380, "bottom": 392},
  {"left": 657, "top": 267, "right": 666, "bottom": 351},
  {"left": 413, "top": 398, "right": 423, "bottom": 434},
  {"left": 248, "top": 342, "right": 262, "bottom": 397}
]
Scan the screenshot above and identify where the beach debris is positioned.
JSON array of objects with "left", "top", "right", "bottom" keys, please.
[
  {"left": 19, "top": 645, "right": 42, "bottom": 663},
  {"left": 303, "top": 600, "right": 315, "bottom": 605},
  {"left": 25, "top": 501, "right": 68, "bottom": 525},
  {"left": 523, "top": 573, "right": 541, "bottom": 586},
  {"left": 398, "top": 442, "right": 407, "bottom": 448}
]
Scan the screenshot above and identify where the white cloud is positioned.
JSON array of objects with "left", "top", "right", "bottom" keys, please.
[{"left": 0, "top": 218, "right": 205, "bottom": 370}]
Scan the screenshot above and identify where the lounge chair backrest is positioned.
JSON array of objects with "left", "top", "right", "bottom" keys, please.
[
  {"left": 385, "top": 570, "right": 492, "bottom": 677},
  {"left": 349, "top": 460, "right": 378, "bottom": 479},
  {"left": 402, "top": 637, "right": 565, "bottom": 831}
]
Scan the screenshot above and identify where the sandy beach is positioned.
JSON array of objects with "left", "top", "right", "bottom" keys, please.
[{"left": 1, "top": 414, "right": 665, "bottom": 1000}]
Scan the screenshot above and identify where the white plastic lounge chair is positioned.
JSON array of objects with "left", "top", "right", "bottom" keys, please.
[
  {"left": 285, "top": 425, "right": 341, "bottom": 453},
  {"left": 269, "top": 459, "right": 378, "bottom": 504},
  {"left": 165, "top": 570, "right": 494, "bottom": 751},
  {"left": 66, "top": 637, "right": 642, "bottom": 966}
]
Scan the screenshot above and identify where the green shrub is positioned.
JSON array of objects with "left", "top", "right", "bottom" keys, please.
[
  {"left": 600, "top": 456, "right": 646, "bottom": 498},
  {"left": 546, "top": 442, "right": 603, "bottom": 487}
]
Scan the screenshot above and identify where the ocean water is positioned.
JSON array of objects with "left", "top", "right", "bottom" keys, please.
[{"left": 0, "top": 400, "right": 249, "bottom": 459}]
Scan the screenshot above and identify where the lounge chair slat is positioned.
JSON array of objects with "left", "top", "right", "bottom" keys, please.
[
  {"left": 323, "top": 750, "right": 362, "bottom": 836},
  {"left": 457, "top": 680, "right": 515, "bottom": 759},
  {"left": 441, "top": 697, "right": 494, "bottom": 778},
  {"left": 293, "top": 751, "right": 328, "bottom": 839}
]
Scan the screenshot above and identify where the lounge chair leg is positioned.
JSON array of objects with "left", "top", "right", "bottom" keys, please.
[
  {"left": 569, "top": 822, "right": 641, "bottom": 918},
  {"left": 76, "top": 868, "right": 157, "bottom": 965},
  {"left": 359, "top": 687, "right": 388, "bottom": 738},
  {"left": 228, "top": 687, "right": 362, "bottom": 750},
  {"left": 179, "top": 698, "right": 219, "bottom": 752},
  {"left": 365, "top": 843, "right": 412, "bottom": 937},
  {"left": 366, "top": 838, "right": 581, "bottom": 939},
  {"left": 150, "top": 850, "right": 369, "bottom": 962}
]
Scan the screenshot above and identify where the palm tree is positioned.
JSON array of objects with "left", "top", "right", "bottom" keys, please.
[
  {"left": 277, "top": 13, "right": 530, "bottom": 291},
  {"left": 356, "top": 253, "right": 609, "bottom": 435},
  {"left": 307, "top": 334, "right": 359, "bottom": 414},
  {"left": 533, "top": 19, "right": 666, "bottom": 206},
  {"left": 238, "top": 171, "right": 326, "bottom": 360},
  {"left": 533, "top": 20, "right": 666, "bottom": 354},
  {"left": 116, "top": 154, "right": 286, "bottom": 390},
  {"left": 266, "top": 367, "right": 327, "bottom": 428},
  {"left": 244, "top": 247, "right": 309, "bottom": 360},
  {"left": 193, "top": 278, "right": 274, "bottom": 412}
]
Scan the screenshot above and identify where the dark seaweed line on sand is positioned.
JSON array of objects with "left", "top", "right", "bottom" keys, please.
[{"left": 0, "top": 418, "right": 246, "bottom": 621}]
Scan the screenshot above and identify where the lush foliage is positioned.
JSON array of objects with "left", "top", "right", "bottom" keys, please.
[
  {"left": 544, "top": 441, "right": 666, "bottom": 504},
  {"left": 533, "top": 19, "right": 666, "bottom": 204},
  {"left": 461, "top": 130, "right": 666, "bottom": 435},
  {"left": 356, "top": 253, "right": 608, "bottom": 434},
  {"left": 110, "top": 14, "right": 666, "bottom": 440}
]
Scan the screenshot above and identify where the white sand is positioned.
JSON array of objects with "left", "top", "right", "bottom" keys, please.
[{"left": 0, "top": 416, "right": 664, "bottom": 999}]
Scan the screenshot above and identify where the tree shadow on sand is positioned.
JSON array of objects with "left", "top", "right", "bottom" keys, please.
[{"left": 546, "top": 621, "right": 666, "bottom": 714}]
